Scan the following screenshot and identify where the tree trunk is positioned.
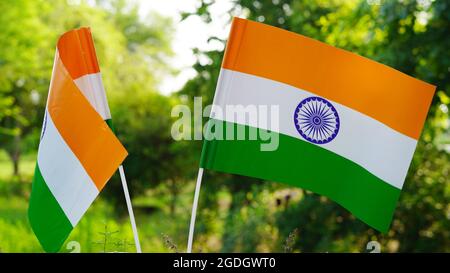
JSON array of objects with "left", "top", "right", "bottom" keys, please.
[
  {"left": 12, "top": 156, "right": 19, "bottom": 177},
  {"left": 169, "top": 179, "right": 178, "bottom": 217},
  {"left": 6, "top": 133, "right": 21, "bottom": 177},
  {"left": 13, "top": 134, "right": 21, "bottom": 177},
  {"left": 8, "top": 134, "right": 21, "bottom": 178}
]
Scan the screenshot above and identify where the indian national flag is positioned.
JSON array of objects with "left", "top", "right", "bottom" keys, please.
[
  {"left": 28, "top": 28, "right": 127, "bottom": 252},
  {"left": 200, "top": 18, "right": 435, "bottom": 232}
]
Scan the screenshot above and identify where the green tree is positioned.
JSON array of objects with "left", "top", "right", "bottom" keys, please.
[
  {"left": 0, "top": 0, "right": 52, "bottom": 177},
  {"left": 0, "top": 0, "right": 178, "bottom": 186}
]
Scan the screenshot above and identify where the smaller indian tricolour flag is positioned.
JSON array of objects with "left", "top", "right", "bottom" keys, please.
[{"left": 28, "top": 28, "right": 127, "bottom": 252}]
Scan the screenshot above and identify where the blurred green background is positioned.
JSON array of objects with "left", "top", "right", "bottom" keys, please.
[{"left": 0, "top": 0, "right": 448, "bottom": 253}]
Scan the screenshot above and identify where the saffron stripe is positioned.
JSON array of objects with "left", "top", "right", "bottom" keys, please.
[
  {"left": 222, "top": 17, "right": 435, "bottom": 139},
  {"left": 57, "top": 27, "right": 100, "bottom": 79}
]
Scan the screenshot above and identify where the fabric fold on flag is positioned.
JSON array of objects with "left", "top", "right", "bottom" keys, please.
[
  {"left": 28, "top": 27, "right": 127, "bottom": 252},
  {"left": 200, "top": 17, "right": 435, "bottom": 233}
]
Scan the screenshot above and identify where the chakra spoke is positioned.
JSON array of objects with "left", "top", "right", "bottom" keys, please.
[
  {"left": 322, "top": 123, "right": 334, "bottom": 133},
  {"left": 313, "top": 100, "right": 319, "bottom": 115},
  {"left": 322, "top": 111, "right": 335, "bottom": 119},
  {"left": 305, "top": 104, "right": 314, "bottom": 116},
  {"left": 319, "top": 104, "right": 327, "bottom": 117}
]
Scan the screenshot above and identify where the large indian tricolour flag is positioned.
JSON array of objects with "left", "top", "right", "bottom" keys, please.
[
  {"left": 200, "top": 18, "right": 435, "bottom": 232},
  {"left": 28, "top": 28, "right": 127, "bottom": 252}
]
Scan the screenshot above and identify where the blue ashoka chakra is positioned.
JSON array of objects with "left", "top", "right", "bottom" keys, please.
[{"left": 293, "top": 96, "right": 340, "bottom": 144}]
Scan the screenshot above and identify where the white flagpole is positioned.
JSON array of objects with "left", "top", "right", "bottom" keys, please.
[
  {"left": 118, "top": 164, "right": 142, "bottom": 253},
  {"left": 187, "top": 167, "right": 204, "bottom": 253}
]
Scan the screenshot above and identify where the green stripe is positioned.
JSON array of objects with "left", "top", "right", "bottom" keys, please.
[
  {"left": 105, "top": 118, "right": 115, "bottom": 133},
  {"left": 28, "top": 164, "right": 73, "bottom": 252},
  {"left": 200, "top": 120, "right": 401, "bottom": 232}
]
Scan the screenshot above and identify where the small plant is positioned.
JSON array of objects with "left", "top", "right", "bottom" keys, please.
[
  {"left": 113, "top": 239, "right": 135, "bottom": 253},
  {"left": 283, "top": 228, "right": 298, "bottom": 253},
  {"left": 93, "top": 223, "right": 119, "bottom": 253},
  {"left": 162, "top": 233, "right": 179, "bottom": 253}
]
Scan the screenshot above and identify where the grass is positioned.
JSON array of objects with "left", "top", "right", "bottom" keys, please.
[
  {"left": 0, "top": 151, "right": 297, "bottom": 253},
  {"left": 0, "top": 151, "right": 193, "bottom": 253}
]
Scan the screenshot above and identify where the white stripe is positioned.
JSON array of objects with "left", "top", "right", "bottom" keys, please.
[
  {"left": 212, "top": 69, "right": 417, "bottom": 189},
  {"left": 74, "top": 73, "right": 111, "bottom": 120},
  {"left": 37, "top": 111, "right": 99, "bottom": 226}
]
